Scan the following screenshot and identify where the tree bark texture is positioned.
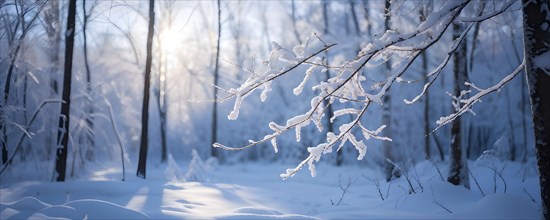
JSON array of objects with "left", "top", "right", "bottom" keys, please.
[
  {"left": 420, "top": 3, "right": 430, "bottom": 160},
  {"left": 211, "top": 0, "right": 221, "bottom": 159},
  {"left": 137, "top": 0, "right": 155, "bottom": 178},
  {"left": 447, "top": 20, "right": 470, "bottom": 189},
  {"left": 82, "top": 0, "right": 95, "bottom": 161},
  {"left": 54, "top": 0, "right": 77, "bottom": 182},
  {"left": 522, "top": 0, "right": 550, "bottom": 218},
  {"left": 382, "top": 0, "right": 398, "bottom": 181}
]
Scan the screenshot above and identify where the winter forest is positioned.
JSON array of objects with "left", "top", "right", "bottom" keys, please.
[{"left": 1, "top": 0, "right": 549, "bottom": 219}]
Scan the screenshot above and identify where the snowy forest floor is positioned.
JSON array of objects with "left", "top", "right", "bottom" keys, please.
[{"left": 0, "top": 157, "right": 543, "bottom": 219}]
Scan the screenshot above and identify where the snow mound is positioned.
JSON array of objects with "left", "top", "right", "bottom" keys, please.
[
  {"left": 0, "top": 197, "right": 148, "bottom": 219},
  {"left": 455, "top": 194, "right": 540, "bottom": 219},
  {"left": 233, "top": 206, "right": 284, "bottom": 215},
  {"left": 219, "top": 206, "right": 318, "bottom": 220},
  {"left": 2, "top": 197, "right": 50, "bottom": 211},
  {"left": 65, "top": 199, "right": 149, "bottom": 219},
  {"left": 0, "top": 161, "right": 541, "bottom": 219},
  {"left": 165, "top": 154, "right": 186, "bottom": 182},
  {"left": 185, "top": 149, "right": 218, "bottom": 182}
]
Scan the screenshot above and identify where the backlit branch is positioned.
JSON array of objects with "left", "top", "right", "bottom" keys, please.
[
  {"left": 213, "top": 0, "right": 518, "bottom": 180},
  {"left": 434, "top": 59, "right": 525, "bottom": 132}
]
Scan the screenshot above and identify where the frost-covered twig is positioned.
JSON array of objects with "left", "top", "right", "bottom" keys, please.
[
  {"left": 403, "top": 0, "right": 517, "bottom": 102},
  {"left": 216, "top": 0, "right": 474, "bottom": 180},
  {"left": 215, "top": 43, "right": 337, "bottom": 106},
  {"left": 279, "top": 103, "right": 371, "bottom": 179},
  {"left": 433, "top": 60, "right": 525, "bottom": 132},
  {"left": 356, "top": 0, "right": 469, "bottom": 60},
  {"left": 403, "top": 21, "right": 475, "bottom": 104},
  {"left": 214, "top": 0, "right": 517, "bottom": 179}
]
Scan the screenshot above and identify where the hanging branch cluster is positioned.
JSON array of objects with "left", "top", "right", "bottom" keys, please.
[{"left": 213, "top": 0, "right": 521, "bottom": 179}]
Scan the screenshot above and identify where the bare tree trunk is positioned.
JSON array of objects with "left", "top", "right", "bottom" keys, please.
[
  {"left": 521, "top": 71, "right": 528, "bottom": 163},
  {"left": 382, "top": 0, "right": 398, "bottom": 181},
  {"left": 512, "top": 28, "right": 530, "bottom": 164},
  {"left": 157, "top": 54, "right": 168, "bottom": 162},
  {"left": 154, "top": 3, "right": 169, "bottom": 163},
  {"left": 522, "top": 0, "right": 550, "bottom": 218},
  {"left": 159, "top": 0, "right": 175, "bottom": 163},
  {"left": 211, "top": 0, "right": 221, "bottom": 159},
  {"left": 420, "top": 3, "right": 430, "bottom": 159},
  {"left": 21, "top": 71, "right": 29, "bottom": 159},
  {"left": 137, "top": 0, "right": 155, "bottom": 178},
  {"left": 505, "top": 88, "right": 516, "bottom": 161},
  {"left": 509, "top": 19, "right": 529, "bottom": 163},
  {"left": 465, "top": 0, "right": 485, "bottom": 160},
  {"left": 447, "top": 20, "right": 470, "bottom": 189},
  {"left": 1, "top": 121, "right": 6, "bottom": 164},
  {"left": 154, "top": 23, "right": 164, "bottom": 162},
  {"left": 82, "top": 0, "right": 95, "bottom": 161},
  {"left": 54, "top": 0, "right": 77, "bottom": 182},
  {"left": 422, "top": 55, "right": 431, "bottom": 159},
  {"left": 321, "top": 0, "right": 338, "bottom": 166},
  {"left": 160, "top": 93, "right": 167, "bottom": 162},
  {"left": 154, "top": 70, "right": 168, "bottom": 163}
]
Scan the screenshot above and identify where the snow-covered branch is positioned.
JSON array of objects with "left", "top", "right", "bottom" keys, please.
[
  {"left": 215, "top": 42, "right": 337, "bottom": 107},
  {"left": 280, "top": 103, "right": 370, "bottom": 180},
  {"left": 435, "top": 59, "right": 526, "bottom": 130},
  {"left": 403, "top": 22, "right": 475, "bottom": 104},
  {"left": 213, "top": 0, "right": 523, "bottom": 180}
]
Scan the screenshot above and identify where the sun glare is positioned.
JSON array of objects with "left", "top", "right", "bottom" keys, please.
[{"left": 160, "top": 28, "right": 181, "bottom": 52}]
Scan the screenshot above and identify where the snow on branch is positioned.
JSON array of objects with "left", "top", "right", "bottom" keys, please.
[
  {"left": 213, "top": 42, "right": 335, "bottom": 151},
  {"left": 223, "top": 42, "right": 337, "bottom": 120},
  {"left": 434, "top": 59, "right": 526, "bottom": 131},
  {"left": 214, "top": 0, "right": 483, "bottom": 180},
  {"left": 357, "top": 0, "right": 468, "bottom": 57},
  {"left": 403, "top": 0, "right": 516, "bottom": 106},
  {"left": 404, "top": 22, "right": 475, "bottom": 105},
  {"left": 280, "top": 103, "right": 370, "bottom": 180}
]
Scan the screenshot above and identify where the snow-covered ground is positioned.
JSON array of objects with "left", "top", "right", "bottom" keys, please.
[{"left": 0, "top": 155, "right": 542, "bottom": 219}]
